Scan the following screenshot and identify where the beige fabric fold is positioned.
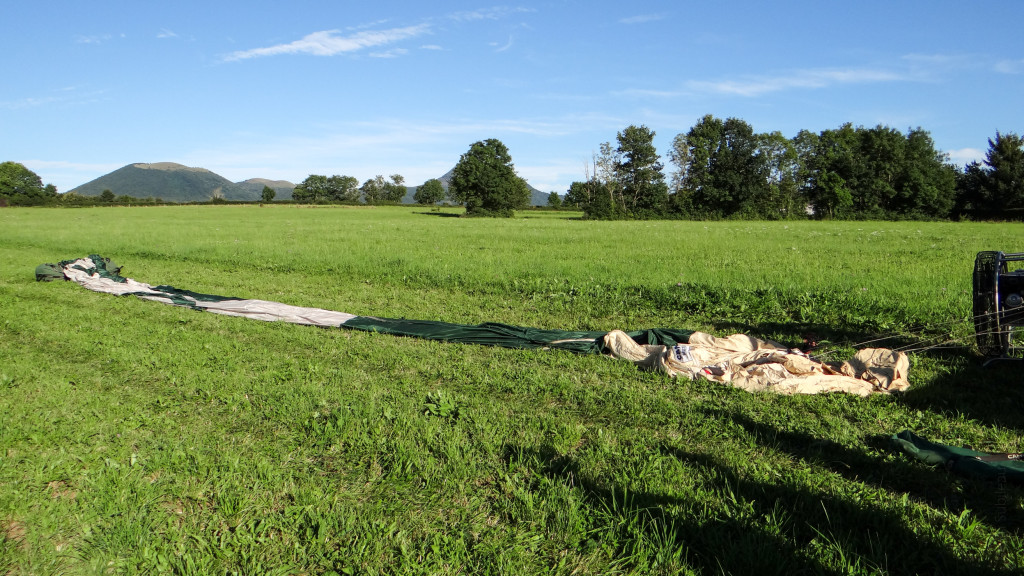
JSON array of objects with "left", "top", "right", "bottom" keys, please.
[{"left": 603, "top": 330, "right": 909, "bottom": 396}]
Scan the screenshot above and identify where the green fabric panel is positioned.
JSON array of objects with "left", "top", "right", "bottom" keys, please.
[
  {"left": 892, "top": 430, "right": 1024, "bottom": 483},
  {"left": 632, "top": 328, "right": 696, "bottom": 347},
  {"left": 35, "top": 263, "right": 65, "bottom": 282},
  {"left": 341, "top": 316, "right": 693, "bottom": 355},
  {"left": 149, "top": 284, "right": 243, "bottom": 304}
]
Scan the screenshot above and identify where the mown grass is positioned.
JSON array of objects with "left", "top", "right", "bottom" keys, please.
[{"left": 1, "top": 205, "right": 1023, "bottom": 575}]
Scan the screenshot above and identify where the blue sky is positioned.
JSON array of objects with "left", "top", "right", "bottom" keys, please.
[{"left": 3, "top": 1, "right": 1023, "bottom": 194}]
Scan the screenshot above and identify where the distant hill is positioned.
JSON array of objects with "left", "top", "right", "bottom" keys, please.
[
  {"left": 403, "top": 167, "right": 550, "bottom": 206},
  {"left": 235, "top": 178, "right": 296, "bottom": 201},
  {"left": 70, "top": 162, "right": 548, "bottom": 205},
  {"left": 69, "top": 163, "right": 260, "bottom": 202}
]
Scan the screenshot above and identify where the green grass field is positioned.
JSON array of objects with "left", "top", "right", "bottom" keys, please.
[{"left": 2, "top": 205, "right": 1023, "bottom": 575}]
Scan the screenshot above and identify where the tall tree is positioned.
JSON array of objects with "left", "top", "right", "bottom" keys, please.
[
  {"left": 671, "top": 115, "right": 779, "bottom": 218},
  {"left": 667, "top": 132, "right": 691, "bottom": 194},
  {"left": 383, "top": 174, "right": 407, "bottom": 203},
  {"left": 614, "top": 125, "right": 668, "bottom": 218},
  {"left": 448, "top": 139, "right": 529, "bottom": 217},
  {"left": 671, "top": 115, "right": 724, "bottom": 217},
  {"left": 801, "top": 124, "right": 860, "bottom": 218},
  {"left": 756, "top": 130, "right": 802, "bottom": 219},
  {"left": 956, "top": 132, "right": 1024, "bottom": 219},
  {"left": 984, "top": 132, "right": 1024, "bottom": 217},
  {"left": 892, "top": 128, "right": 956, "bottom": 218}
]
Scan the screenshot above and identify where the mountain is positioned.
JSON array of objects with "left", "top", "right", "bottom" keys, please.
[
  {"left": 235, "top": 178, "right": 296, "bottom": 201},
  {"left": 70, "top": 162, "right": 549, "bottom": 205},
  {"left": 69, "top": 162, "right": 260, "bottom": 202}
]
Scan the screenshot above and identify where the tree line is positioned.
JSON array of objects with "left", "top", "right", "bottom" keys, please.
[
  {"left": 566, "top": 116, "right": 1024, "bottom": 221},
  {"left": 292, "top": 174, "right": 407, "bottom": 204},
  {"left": 5, "top": 118, "right": 1021, "bottom": 220},
  {"left": 292, "top": 139, "right": 530, "bottom": 217}
]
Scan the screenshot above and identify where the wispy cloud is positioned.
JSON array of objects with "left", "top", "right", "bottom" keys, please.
[
  {"left": 420, "top": 44, "right": 444, "bottom": 51},
  {"left": 448, "top": 6, "right": 534, "bottom": 22},
  {"left": 685, "top": 67, "right": 904, "bottom": 97},
  {"left": 75, "top": 34, "right": 113, "bottom": 44},
  {"left": 157, "top": 28, "right": 178, "bottom": 39},
  {"left": 223, "top": 24, "right": 430, "bottom": 61},
  {"left": 995, "top": 58, "right": 1024, "bottom": 74},
  {"left": 370, "top": 48, "right": 408, "bottom": 59},
  {"left": 612, "top": 88, "right": 685, "bottom": 99},
  {"left": 619, "top": 13, "right": 667, "bottom": 25},
  {"left": 491, "top": 36, "right": 514, "bottom": 52},
  {"left": 0, "top": 87, "right": 107, "bottom": 110}
]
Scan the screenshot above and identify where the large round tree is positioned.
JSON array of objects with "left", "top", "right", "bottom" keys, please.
[
  {"left": 0, "top": 161, "right": 57, "bottom": 206},
  {"left": 414, "top": 178, "right": 446, "bottom": 205},
  {"left": 448, "top": 139, "right": 529, "bottom": 217}
]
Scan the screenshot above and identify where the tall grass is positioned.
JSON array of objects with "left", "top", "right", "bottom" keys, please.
[{"left": 1, "top": 205, "right": 1022, "bottom": 574}]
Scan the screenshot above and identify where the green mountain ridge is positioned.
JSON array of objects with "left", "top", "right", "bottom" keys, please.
[
  {"left": 234, "top": 178, "right": 296, "bottom": 201},
  {"left": 69, "top": 163, "right": 270, "bottom": 202},
  {"left": 69, "top": 162, "right": 550, "bottom": 205}
]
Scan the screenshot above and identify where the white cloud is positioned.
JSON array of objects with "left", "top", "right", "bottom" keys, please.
[
  {"left": 370, "top": 48, "right": 408, "bottom": 59},
  {"left": 0, "top": 87, "right": 107, "bottom": 110},
  {"left": 612, "top": 88, "right": 685, "bottom": 99},
  {"left": 420, "top": 44, "right": 444, "bottom": 51},
  {"left": 223, "top": 24, "right": 431, "bottom": 61},
  {"left": 619, "top": 13, "right": 667, "bottom": 25},
  {"left": 157, "top": 28, "right": 178, "bottom": 39},
  {"left": 0, "top": 95, "right": 62, "bottom": 110},
  {"left": 75, "top": 34, "right": 112, "bottom": 44},
  {"left": 685, "top": 67, "right": 904, "bottom": 97},
  {"left": 448, "top": 7, "right": 534, "bottom": 22},
  {"left": 995, "top": 59, "right": 1024, "bottom": 74},
  {"left": 491, "top": 36, "right": 514, "bottom": 52},
  {"left": 946, "top": 147, "right": 986, "bottom": 165}
]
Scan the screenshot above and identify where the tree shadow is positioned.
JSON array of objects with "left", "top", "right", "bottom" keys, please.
[
  {"left": 506, "top": 441, "right": 1016, "bottom": 575},
  {"left": 898, "top": 359, "right": 1024, "bottom": 431},
  {"left": 413, "top": 210, "right": 463, "bottom": 218},
  {"left": 705, "top": 319, "right": 917, "bottom": 352},
  {"left": 694, "top": 407, "right": 1024, "bottom": 532},
  {"left": 505, "top": 443, "right": 843, "bottom": 575}
]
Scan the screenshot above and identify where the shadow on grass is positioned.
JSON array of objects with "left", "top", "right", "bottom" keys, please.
[
  {"left": 697, "top": 407, "right": 1024, "bottom": 532},
  {"left": 898, "top": 359, "right": 1024, "bottom": 432},
  {"left": 413, "top": 210, "right": 463, "bottom": 218},
  {"left": 505, "top": 443, "right": 842, "bottom": 575},
  {"left": 507, "top": 441, "right": 1015, "bottom": 575},
  {"left": 705, "top": 319, "right": 919, "bottom": 352}
]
